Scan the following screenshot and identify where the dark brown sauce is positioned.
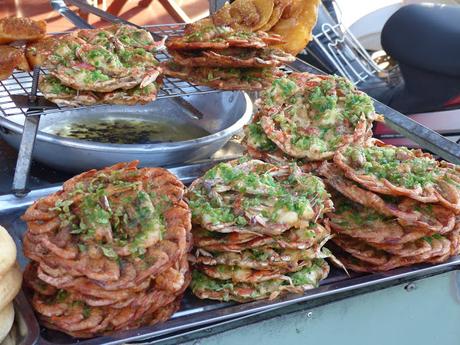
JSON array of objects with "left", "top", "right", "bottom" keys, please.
[{"left": 43, "top": 118, "right": 210, "bottom": 144}]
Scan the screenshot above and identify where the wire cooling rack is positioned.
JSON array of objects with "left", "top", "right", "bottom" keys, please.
[{"left": 0, "top": 23, "right": 222, "bottom": 118}]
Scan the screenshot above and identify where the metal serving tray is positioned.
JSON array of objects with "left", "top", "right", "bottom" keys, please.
[{"left": 2, "top": 160, "right": 460, "bottom": 345}]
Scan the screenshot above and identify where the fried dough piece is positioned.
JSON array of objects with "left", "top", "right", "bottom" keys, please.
[
  {"left": 319, "top": 162, "right": 456, "bottom": 234},
  {"left": 187, "top": 158, "right": 332, "bottom": 235},
  {"left": 269, "top": 0, "right": 320, "bottom": 55},
  {"left": 210, "top": 0, "right": 275, "bottom": 31},
  {"left": 169, "top": 47, "right": 294, "bottom": 68},
  {"left": 0, "top": 46, "right": 23, "bottom": 80},
  {"left": 259, "top": 0, "right": 292, "bottom": 31},
  {"left": 25, "top": 36, "right": 58, "bottom": 68},
  {"left": 163, "top": 62, "right": 282, "bottom": 91},
  {"left": 0, "top": 17, "right": 46, "bottom": 44},
  {"left": 191, "top": 258, "right": 329, "bottom": 302}
]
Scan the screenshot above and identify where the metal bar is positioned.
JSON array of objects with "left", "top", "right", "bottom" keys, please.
[
  {"left": 208, "top": 0, "right": 226, "bottom": 14},
  {"left": 374, "top": 102, "right": 460, "bottom": 164},
  {"left": 50, "top": 0, "right": 93, "bottom": 29},
  {"left": 12, "top": 115, "right": 41, "bottom": 196},
  {"left": 63, "top": 0, "right": 164, "bottom": 39}
]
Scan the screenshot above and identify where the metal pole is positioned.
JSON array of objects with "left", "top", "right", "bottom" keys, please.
[
  {"left": 12, "top": 116, "right": 41, "bottom": 196},
  {"left": 11, "top": 67, "right": 42, "bottom": 196},
  {"left": 208, "top": 0, "right": 227, "bottom": 14}
]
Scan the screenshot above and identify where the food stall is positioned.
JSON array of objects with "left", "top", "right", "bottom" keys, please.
[{"left": 1, "top": 1, "right": 460, "bottom": 344}]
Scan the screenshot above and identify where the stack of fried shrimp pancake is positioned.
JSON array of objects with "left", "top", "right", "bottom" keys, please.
[
  {"left": 163, "top": 25, "right": 294, "bottom": 91},
  {"left": 189, "top": 0, "right": 321, "bottom": 56},
  {"left": 0, "top": 226, "right": 22, "bottom": 344},
  {"left": 243, "top": 72, "right": 380, "bottom": 165},
  {"left": 22, "top": 161, "right": 192, "bottom": 338},
  {"left": 187, "top": 157, "right": 336, "bottom": 302},
  {"left": 38, "top": 25, "right": 164, "bottom": 107},
  {"left": 318, "top": 141, "right": 460, "bottom": 272},
  {"left": 0, "top": 16, "right": 46, "bottom": 80}
]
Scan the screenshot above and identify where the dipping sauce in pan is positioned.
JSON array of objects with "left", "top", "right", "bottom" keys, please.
[{"left": 43, "top": 118, "right": 210, "bottom": 144}]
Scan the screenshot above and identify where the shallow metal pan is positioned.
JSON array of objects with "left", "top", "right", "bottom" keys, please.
[
  {"left": 0, "top": 92, "right": 252, "bottom": 173},
  {"left": 1, "top": 161, "right": 460, "bottom": 345}
]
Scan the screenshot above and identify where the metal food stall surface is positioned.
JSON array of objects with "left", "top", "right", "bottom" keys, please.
[{"left": 179, "top": 272, "right": 460, "bottom": 345}]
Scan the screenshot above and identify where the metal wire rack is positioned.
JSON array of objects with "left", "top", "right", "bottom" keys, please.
[
  {"left": 0, "top": 23, "right": 222, "bottom": 118},
  {"left": 305, "top": 0, "right": 382, "bottom": 86}
]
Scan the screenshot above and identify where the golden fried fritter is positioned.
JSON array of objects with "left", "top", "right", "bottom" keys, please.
[{"left": 0, "top": 17, "right": 46, "bottom": 44}]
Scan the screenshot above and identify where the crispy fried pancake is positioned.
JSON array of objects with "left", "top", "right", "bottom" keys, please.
[
  {"left": 23, "top": 161, "right": 191, "bottom": 337},
  {"left": 191, "top": 259, "right": 329, "bottom": 302},
  {"left": 187, "top": 158, "right": 332, "bottom": 235},
  {"left": 255, "top": 73, "right": 377, "bottom": 160},
  {"left": 163, "top": 62, "right": 281, "bottom": 91}
]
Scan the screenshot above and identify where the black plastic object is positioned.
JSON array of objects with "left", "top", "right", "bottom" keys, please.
[
  {"left": 382, "top": 4, "right": 460, "bottom": 77},
  {"left": 381, "top": 4, "right": 460, "bottom": 113}
]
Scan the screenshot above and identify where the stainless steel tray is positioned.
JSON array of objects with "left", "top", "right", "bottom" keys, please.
[{"left": 2, "top": 160, "right": 460, "bottom": 345}]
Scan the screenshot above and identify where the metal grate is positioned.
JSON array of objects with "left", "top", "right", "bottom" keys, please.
[
  {"left": 0, "top": 23, "right": 223, "bottom": 118},
  {"left": 305, "top": 1, "right": 382, "bottom": 86}
]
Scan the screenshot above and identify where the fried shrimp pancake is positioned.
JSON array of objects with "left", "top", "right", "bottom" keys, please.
[
  {"left": 190, "top": 242, "right": 332, "bottom": 271},
  {"left": 39, "top": 73, "right": 161, "bottom": 107},
  {"left": 319, "top": 162, "right": 456, "bottom": 234},
  {"left": 187, "top": 158, "right": 332, "bottom": 235},
  {"left": 334, "top": 234, "right": 452, "bottom": 273},
  {"left": 252, "top": 73, "right": 377, "bottom": 161},
  {"left": 44, "top": 25, "right": 162, "bottom": 96},
  {"left": 163, "top": 62, "right": 282, "bottom": 91},
  {"left": 326, "top": 193, "right": 429, "bottom": 245},
  {"left": 23, "top": 161, "right": 191, "bottom": 337},
  {"left": 334, "top": 143, "right": 460, "bottom": 212},
  {"left": 190, "top": 258, "right": 329, "bottom": 302},
  {"left": 167, "top": 25, "right": 283, "bottom": 51},
  {"left": 38, "top": 75, "right": 99, "bottom": 106},
  {"left": 169, "top": 47, "right": 294, "bottom": 68},
  {"left": 100, "top": 82, "right": 161, "bottom": 105},
  {"left": 192, "top": 223, "right": 330, "bottom": 252},
  {"left": 26, "top": 257, "right": 190, "bottom": 338},
  {"left": 0, "top": 17, "right": 46, "bottom": 44}
]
